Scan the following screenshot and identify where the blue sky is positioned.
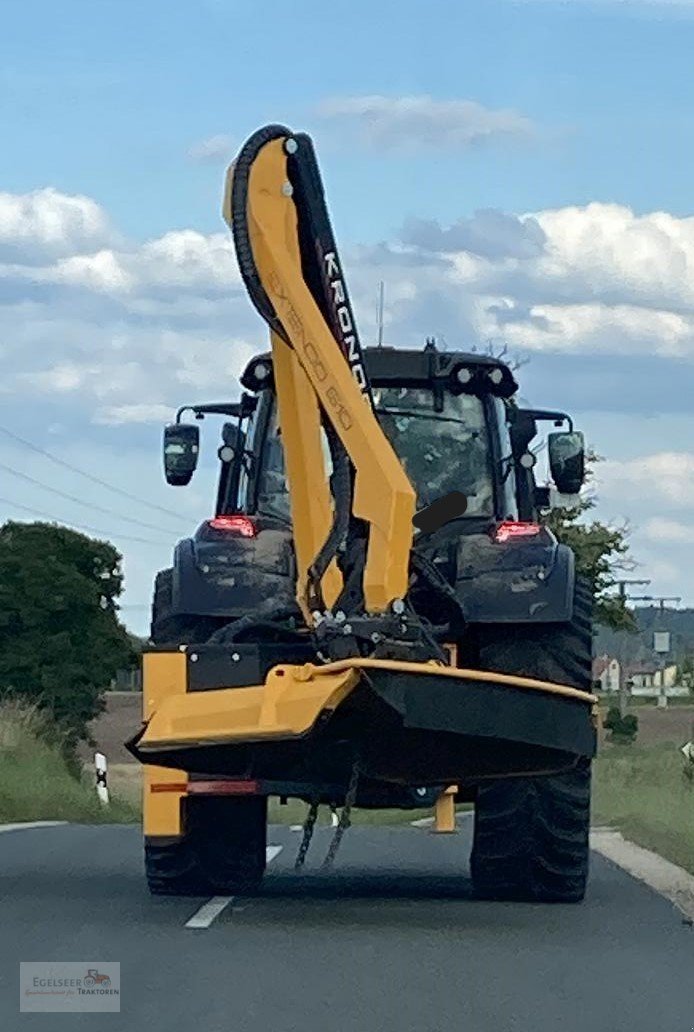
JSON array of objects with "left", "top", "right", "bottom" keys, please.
[
  {"left": 6, "top": 0, "right": 694, "bottom": 235},
  {"left": 2, "top": 0, "right": 694, "bottom": 631}
]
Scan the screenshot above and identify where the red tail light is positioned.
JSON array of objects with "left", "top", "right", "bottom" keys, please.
[
  {"left": 187, "top": 779, "right": 259, "bottom": 796},
  {"left": 493, "top": 521, "right": 542, "bottom": 543},
  {"left": 207, "top": 514, "right": 257, "bottom": 537}
]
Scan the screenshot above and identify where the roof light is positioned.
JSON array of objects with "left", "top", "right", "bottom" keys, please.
[
  {"left": 208, "top": 515, "right": 257, "bottom": 537},
  {"left": 254, "top": 361, "right": 271, "bottom": 381},
  {"left": 488, "top": 368, "right": 504, "bottom": 385},
  {"left": 456, "top": 367, "right": 473, "bottom": 385},
  {"left": 493, "top": 521, "right": 542, "bottom": 543}
]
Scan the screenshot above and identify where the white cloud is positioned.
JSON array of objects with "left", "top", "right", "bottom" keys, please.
[
  {"left": 402, "top": 210, "right": 546, "bottom": 259},
  {"left": 396, "top": 201, "right": 694, "bottom": 361},
  {"left": 54, "top": 250, "right": 134, "bottom": 292},
  {"left": 3, "top": 187, "right": 694, "bottom": 429},
  {"left": 2, "top": 186, "right": 694, "bottom": 620},
  {"left": 598, "top": 452, "right": 694, "bottom": 509},
  {"left": 643, "top": 518, "right": 691, "bottom": 544},
  {"left": 94, "top": 403, "right": 178, "bottom": 426},
  {"left": 187, "top": 134, "right": 235, "bottom": 163},
  {"left": 315, "top": 95, "right": 535, "bottom": 150},
  {"left": 0, "top": 187, "right": 114, "bottom": 263}
]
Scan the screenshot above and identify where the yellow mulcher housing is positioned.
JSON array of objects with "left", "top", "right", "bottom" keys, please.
[{"left": 129, "top": 125, "right": 597, "bottom": 902}]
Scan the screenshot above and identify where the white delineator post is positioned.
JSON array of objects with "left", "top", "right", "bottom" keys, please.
[{"left": 94, "top": 752, "right": 110, "bottom": 806}]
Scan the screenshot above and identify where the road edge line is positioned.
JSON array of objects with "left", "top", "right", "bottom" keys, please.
[
  {"left": 0, "top": 821, "right": 68, "bottom": 834},
  {"left": 590, "top": 829, "right": 694, "bottom": 923}
]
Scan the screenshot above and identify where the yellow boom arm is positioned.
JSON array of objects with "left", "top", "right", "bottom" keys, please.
[{"left": 223, "top": 127, "right": 415, "bottom": 617}]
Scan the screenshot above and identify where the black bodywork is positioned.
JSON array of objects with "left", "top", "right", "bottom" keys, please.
[{"left": 161, "top": 347, "right": 578, "bottom": 650}]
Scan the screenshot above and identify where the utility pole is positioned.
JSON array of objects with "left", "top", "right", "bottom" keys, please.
[
  {"left": 613, "top": 579, "right": 650, "bottom": 717},
  {"left": 376, "top": 281, "right": 385, "bottom": 348},
  {"left": 629, "top": 595, "right": 682, "bottom": 612},
  {"left": 630, "top": 595, "right": 681, "bottom": 708}
]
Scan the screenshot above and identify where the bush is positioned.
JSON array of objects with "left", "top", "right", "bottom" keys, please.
[{"left": 603, "top": 706, "right": 639, "bottom": 743}]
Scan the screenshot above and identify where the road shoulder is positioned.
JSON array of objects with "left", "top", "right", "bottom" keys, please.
[{"left": 591, "top": 828, "right": 694, "bottom": 922}]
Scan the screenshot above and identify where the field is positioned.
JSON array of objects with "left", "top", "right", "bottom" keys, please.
[{"left": 593, "top": 744, "right": 694, "bottom": 874}]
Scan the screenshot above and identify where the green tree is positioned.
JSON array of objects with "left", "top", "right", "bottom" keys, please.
[
  {"left": 544, "top": 456, "right": 636, "bottom": 631},
  {"left": 0, "top": 521, "right": 134, "bottom": 747}
]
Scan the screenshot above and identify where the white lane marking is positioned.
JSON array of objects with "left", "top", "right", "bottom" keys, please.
[
  {"left": 184, "top": 844, "right": 283, "bottom": 929},
  {"left": 410, "top": 812, "right": 472, "bottom": 828},
  {"left": 185, "top": 896, "right": 233, "bottom": 928},
  {"left": 290, "top": 824, "right": 303, "bottom": 832},
  {"left": 0, "top": 821, "right": 67, "bottom": 834},
  {"left": 591, "top": 829, "right": 694, "bottom": 922}
]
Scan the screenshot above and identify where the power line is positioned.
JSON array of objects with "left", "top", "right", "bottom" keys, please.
[
  {"left": 0, "top": 496, "right": 163, "bottom": 546},
  {"left": 0, "top": 424, "right": 189, "bottom": 525},
  {"left": 0, "top": 459, "right": 181, "bottom": 536}
]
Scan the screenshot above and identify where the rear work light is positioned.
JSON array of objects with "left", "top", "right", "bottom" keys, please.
[
  {"left": 207, "top": 514, "right": 257, "bottom": 537},
  {"left": 493, "top": 521, "right": 542, "bottom": 543}
]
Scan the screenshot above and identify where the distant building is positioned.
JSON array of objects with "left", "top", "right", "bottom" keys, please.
[
  {"left": 626, "top": 662, "right": 684, "bottom": 697},
  {"left": 592, "top": 654, "right": 621, "bottom": 693}
]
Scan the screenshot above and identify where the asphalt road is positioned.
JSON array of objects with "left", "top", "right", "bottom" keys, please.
[{"left": 2, "top": 821, "right": 694, "bottom": 1031}]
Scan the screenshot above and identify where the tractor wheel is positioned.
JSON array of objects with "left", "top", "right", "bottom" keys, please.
[
  {"left": 471, "top": 576, "right": 593, "bottom": 903},
  {"left": 145, "top": 796, "right": 268, "bottom": 896},
  {"left": 150, "top": 568, "right": 220, "bottom": 646}
]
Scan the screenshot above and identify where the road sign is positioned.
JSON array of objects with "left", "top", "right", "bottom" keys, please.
[{"left": 653, "top": 631, "right": 671, "bottom": 654}]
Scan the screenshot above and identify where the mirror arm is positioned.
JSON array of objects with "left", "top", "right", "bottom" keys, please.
[
  {"left": 522, "top": 409, "right": 573, "bottom": 432},
  {"left": 176, "top": 405, "right": 204, "bottom": 424}
]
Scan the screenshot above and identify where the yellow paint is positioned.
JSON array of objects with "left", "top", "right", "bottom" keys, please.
[
  {"left": 141, "top": 651, "right": 188, "bottom": 837},
  {"left": 432, "top": 785, "right": 458, "bottom": 834},
  {"left": 138, "top": 662, "right": 360, "bottom": 753},
  {"left": 223, "top": 136, "right": 416, "bottom": 613},
  {"left": 271, "top": 330, "right": 342, "bottom": 616},
  {"left": 304, "top": 657, "right": 599, "bottom": 704}
]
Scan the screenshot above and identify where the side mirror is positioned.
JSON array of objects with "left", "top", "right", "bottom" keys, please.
[
  {"left": 163, "top": 423, "right": 199, "bottom": 486},
  {"left": 548, "top": 430, "right": 585, "bottom": 495}
]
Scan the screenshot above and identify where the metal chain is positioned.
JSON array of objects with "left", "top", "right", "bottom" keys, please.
[
  {"left": 321, "top": 758, "right": 360, "bottom": 871},
  {"left": 294, "top": 799, "right": 320, "bottom": 870}
]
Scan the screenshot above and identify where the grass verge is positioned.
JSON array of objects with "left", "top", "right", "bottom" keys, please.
[
  {"left": 593, "top": 742, "right": 694, "bottom": 874},
  {"left": 0, "top": 703, "right": 138, "bottom": 824}
]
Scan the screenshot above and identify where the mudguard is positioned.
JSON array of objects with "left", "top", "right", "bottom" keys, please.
[
  {"left": 171, "top": 527, "right": 295, "bottom": 619},
  {"left": 456, "top": 535, "right": 575, "bottom": 624},
  {"left": 170, "top": 528, "right": 576, "bottom": 626}
]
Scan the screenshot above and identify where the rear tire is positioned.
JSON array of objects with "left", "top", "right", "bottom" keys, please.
[
  {"left": 471, "top": 576, "right": 593, "bottom": 903},
  {"left": 145, "top": 796, "right": 268, "bottom": 896}
]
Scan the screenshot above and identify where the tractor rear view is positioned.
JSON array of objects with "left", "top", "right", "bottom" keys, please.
[{"left": 129, "top": 125, "right": 597, "bottom": 903}]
